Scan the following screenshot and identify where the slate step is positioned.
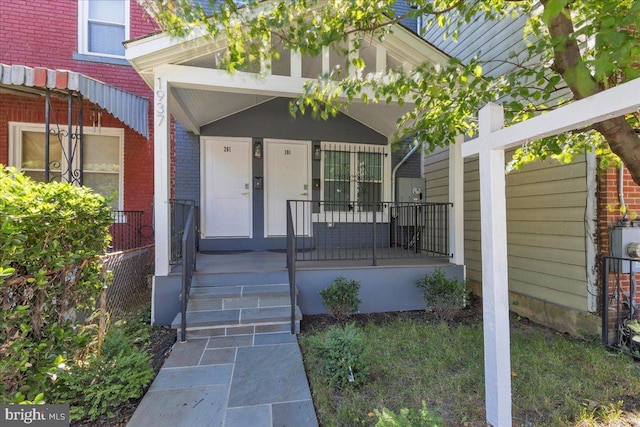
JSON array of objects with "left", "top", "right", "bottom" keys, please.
[
  {"left": 188, "top": 284, "right": 292, "bottom": 311},
  {"left": 172, "top": 306, "right": 302, "bottom": 340}
]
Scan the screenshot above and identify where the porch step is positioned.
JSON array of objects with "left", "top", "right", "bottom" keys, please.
[{"left": 172, "top": 283, "right": 301, "bottom": 341}]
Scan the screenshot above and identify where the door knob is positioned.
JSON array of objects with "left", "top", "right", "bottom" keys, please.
[
  {"left": 300, "top": 193, "right": 308, "bottom": 196},
  {"left": 241, "top": 192, "right": 249, "bottom": 196}
]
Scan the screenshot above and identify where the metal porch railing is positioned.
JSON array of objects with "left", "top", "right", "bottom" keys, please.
[
  {"left": 286, "top": 202, "right": 297, "bottom": 334},
  {"left": 602, "top": 256, "right": 640, "bottom": 358},
  {"left": 286, "top": 200, "right": 452, "bottom": 265},
  {"left": 109, "top": 210, "right": 143, "bottom": 252},
  {"left": 169, "top": 200, "right": 198, "bottom": 342}
]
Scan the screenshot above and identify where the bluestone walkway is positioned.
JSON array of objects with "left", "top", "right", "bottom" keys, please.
[{"left": 127, "top": 332, "right": 318, "bottom": 427}]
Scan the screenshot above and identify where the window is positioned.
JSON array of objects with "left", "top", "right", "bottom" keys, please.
[
  {"left": 322, "top": 143, "right": 386, "bottom": 212},
  {"left": 78, "top": 0, "right": 130, "bottom": 58},
  {"left": 9, "top": 122, "right": 124, "bottom": 209}
]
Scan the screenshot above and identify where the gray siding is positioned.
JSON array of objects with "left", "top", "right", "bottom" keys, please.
[
  {"left": 201, "top": 97, "right": 386, "bottom": 144},
  {"left": 462, "top": 154, "right": 589, "bottom": 312}
]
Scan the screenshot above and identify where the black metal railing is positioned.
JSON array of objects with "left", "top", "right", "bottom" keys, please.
[
  {"left": 602, "top": 256, "right": 640, "bottom": 358},
  {"left": 172, "top": 200, "right": 197, "bottom": 343},
  {"left": 286, "top": 202, "right": 297, "bottom": 334},
  {"left": 286, "top": 200, "right": 452, "bottom": 265},
  {"left": 170, "top": 199, "right": 199, "bottom": 264},
  {"left": 109, "top": 210, "right": 143, "bottom": 252}
]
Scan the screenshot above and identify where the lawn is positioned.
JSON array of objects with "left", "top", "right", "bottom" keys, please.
[{"left": 299, "top": 306, "right": 640, "bottom": 426}]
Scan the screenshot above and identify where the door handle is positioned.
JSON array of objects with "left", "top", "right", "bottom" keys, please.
[
  {"left": 241, "top": 192, "right": 249, "bottom": 196},
  {"left": 300, "top": 193, "right": 308, "bottom": 196}
]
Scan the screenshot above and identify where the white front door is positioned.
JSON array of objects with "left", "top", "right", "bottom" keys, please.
[
  {"left": 265, "top": 140, "right": 310, "bottom": 237},
  {"left": 201, "top": 137, "right": 252, "bottom": 238}
]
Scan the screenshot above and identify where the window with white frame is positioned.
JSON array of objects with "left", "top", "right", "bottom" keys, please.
[
  {"left": 9, "top": 122, "right": 124, "bottom": 209},
  {"left": 322, "top": 143, "right": 386, "bottom": 212},
  {"left": 78, "top": 0, "right": 130, "bottom": 58}
]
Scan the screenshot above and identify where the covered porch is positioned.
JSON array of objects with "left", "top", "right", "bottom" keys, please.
[{"left": 124, "top": 10, "right": 466, "bottom": 326}]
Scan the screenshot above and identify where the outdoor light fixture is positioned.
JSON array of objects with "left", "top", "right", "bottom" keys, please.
[
  {"left": 254, "top": 141, "right": 262, "bottom": 159},
  {"left": 313, "top": 145, "right": 321, "bottom": 160}
]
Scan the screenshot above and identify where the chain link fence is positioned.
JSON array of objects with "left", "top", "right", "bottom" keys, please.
[{"left": 99, "top": 245, "right": 154, "bottom": 321}]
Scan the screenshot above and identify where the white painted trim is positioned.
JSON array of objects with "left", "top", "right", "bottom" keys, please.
[
  {"left": 586, "top": 150, "right": 598, "bottom": 313},
  {"left": 476, "top": 104, "right": 512, "bottom": 427},
  {"left": 78, "top": 0, "right": 130, "bottom": 59},
  {"left": 154, "top": 75, "right": 171, "bottom": 276},
  {"left": 263, "top": 138, "right": 312, "bottom": 237},
  {"left": 462, "top": 78, "right": 640, "bottom": 157},
  {"left": 449, "top": 136, "right": 465, "bottom": 267},
  {"left": 8, "top": 121, "right": 125, "bottom": 210},
  {"left": 199, "top": 136, "right": 253, "bottom": 239}
]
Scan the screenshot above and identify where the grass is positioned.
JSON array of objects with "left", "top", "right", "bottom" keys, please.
[{"left": 300, "top": 314, "right": 640, "bottom": 426}]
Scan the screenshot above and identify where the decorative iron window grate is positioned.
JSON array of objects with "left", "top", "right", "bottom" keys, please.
[{"left": 322, "top": 143, "right": 386, "bottom": 212}]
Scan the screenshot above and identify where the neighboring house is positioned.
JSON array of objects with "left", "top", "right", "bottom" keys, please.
[
  {"left": 420, "top": 13, "right": 640, "bottom": 336},
  {"left": 0, "top": 0, "right": 160, "bottom": 249}
]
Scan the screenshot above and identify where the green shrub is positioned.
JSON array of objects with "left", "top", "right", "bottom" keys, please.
[
  {"left": 320, "top": 276, "right": 361, "bottom": 322},
  {"left": 307, "top": 323, "right": 368, "bottom": 388},
  {"left": 51, "top": 319, "right": 155, "bottom": 421},
  {"left": 0, "top": 167, "right": 113, "bottom": 402},
  {"left": 415, "top": 269, "right": 467, "bottom": 320},
  {"left": 374, "top": 402, "right": 443, "bottom": 427}
]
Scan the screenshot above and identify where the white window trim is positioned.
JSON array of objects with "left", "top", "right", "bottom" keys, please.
[
  {"left": 8, "top": 122, "right": 125, "bottom": 210},
  {"left": 315, "top": 141, "right": 391, "bottom": 223},
  {"left": 78, "top": 0, "right": 130, "bottom": 59}
]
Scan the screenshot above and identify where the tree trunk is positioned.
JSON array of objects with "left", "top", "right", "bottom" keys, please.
[{"left": 541, "top": 0, "right": 640, "bottom": 185}]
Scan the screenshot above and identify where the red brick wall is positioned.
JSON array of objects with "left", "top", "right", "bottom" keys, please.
[
  {"left": 0, "top": 92, "right": 155, "bottom": 245},
  {"left": 597, "top": 166, "right": 640, "bottom": 335},
  {"left": 0, "top": 1, "right": 163, "bottom": 246}
]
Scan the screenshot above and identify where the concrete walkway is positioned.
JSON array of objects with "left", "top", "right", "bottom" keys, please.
[{"left": 127, "top": 332, "right": 318, "bottom": 427}]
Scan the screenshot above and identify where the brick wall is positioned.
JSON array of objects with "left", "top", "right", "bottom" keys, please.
[
  {"left": 597, "top": 166, "right": 640, "bottom": 341},
  {"left": 0, "top": 92, "right": 155, "bottom": 245},
  {"left": 174, "top": 123, "right": 200, "bottom": 202}
]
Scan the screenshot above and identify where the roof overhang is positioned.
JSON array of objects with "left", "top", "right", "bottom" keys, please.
[
  {"left": 0, "top": 64, "right": 149, "bottom": 138},
  {"left": 125, "top": 5, "right": 450, "bottom": 139}
]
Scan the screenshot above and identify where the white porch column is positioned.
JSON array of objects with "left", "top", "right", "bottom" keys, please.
[
  {"left": 153, "top": 72, "right": 171, "bottom": 277},
  {"left": 449, "top": 135, "right": 465, "bottom": 267},
  {"left": 477, "top": 103, "right": 512, "bottom": 426}
]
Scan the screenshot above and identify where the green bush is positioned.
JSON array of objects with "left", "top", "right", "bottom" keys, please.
[
  {"left": 374, "top": 402, "right": 443, "bottom": 427},
  {"left": 320, "top": 276, "right": 361, "bottom": 322},
  {"left": 307, "top": 323, "right": 368, "bottom": 389},
  {"left": 415, "top": 269, "right": 467, "bottom": 320},
  {"left": 51, "top": 318, "right": 155, "bottom": 421},
  {"left": 0, "top": 167, "right": 113, "bottom": 402}
]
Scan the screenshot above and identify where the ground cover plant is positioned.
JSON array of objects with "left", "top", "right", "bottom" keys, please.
[
  {"left": 300, "top": 303, "right": 640, "bottom": 426},
  {"left": 0, "top": 167, "right": 175, "bottom": 424}
]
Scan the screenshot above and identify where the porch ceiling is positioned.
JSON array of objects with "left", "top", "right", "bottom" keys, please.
[{"left": 169, "top": 84, "right": 413, "bottom": 137}]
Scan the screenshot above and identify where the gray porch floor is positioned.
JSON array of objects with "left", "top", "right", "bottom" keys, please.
[{"left": 175, "top": 250, "right": 452, "bottom": 275}]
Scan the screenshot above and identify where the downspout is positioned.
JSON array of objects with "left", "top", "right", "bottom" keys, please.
[{"left": 391, "top": 144, "right": 419, "bottom": 202}]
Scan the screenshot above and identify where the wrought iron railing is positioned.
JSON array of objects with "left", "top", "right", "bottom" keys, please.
[
  {"left": 286, "top": 202, "right": 297, "bottom": 334},
  {"left": 109, "top": 210, "right": 143, "bottom": 252},
  {"left": 286, "top": 200, "right": 452, "bottom": 265},
  {"left": 169, "top": 200, "right": 198, "bottom": 342},
  {"left": 602, "top": 256, "right": 640, "bottom": 358},
  {"left": 170, "top": 199, "right": 199, "bottom": 264}
]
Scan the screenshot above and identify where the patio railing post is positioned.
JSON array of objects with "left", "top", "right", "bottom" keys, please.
[{"left": 372, "top": 203, "right": 377, "bottom": 266}]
